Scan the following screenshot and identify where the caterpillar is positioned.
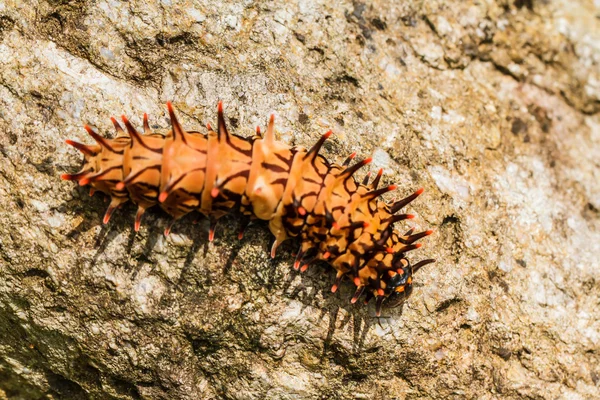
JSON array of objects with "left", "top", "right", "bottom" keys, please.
[{"left": 61, "top": 102, "right": 435, "bottom": 316}]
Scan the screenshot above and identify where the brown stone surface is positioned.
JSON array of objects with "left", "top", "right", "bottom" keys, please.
[{"left": 0, "top": 0, "right": 599, "bottom": 399}]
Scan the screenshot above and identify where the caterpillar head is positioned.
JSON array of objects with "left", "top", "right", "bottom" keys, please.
[
  {"left": 358, "top": 231, "right": 435, "bottom": 316},
  {"left": 339, "top": 193, "right": 435, "bottom": 316},
  {"left": 382, "top": 255, "right": 435, "bottom": 309},
  {"left": 381, "top": 256, "right": 414, "bottom": 306},
  {"left": 378, "top": 225, "right": 436, "bottom": 307}
]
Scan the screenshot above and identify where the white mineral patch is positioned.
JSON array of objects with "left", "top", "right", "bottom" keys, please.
[
  {"left": 224, "top": 15, "right": 240, "bottom": 30},
  {"left": 274, "top": 9, "right": 292, "bottom": 24},
  {"left": 371, "top": 148, "right": 390, "bottom": 169},
  {"left": 384, "top": 61, "right": 402, "bottom": 77},
  {"left": 428, "top": 88, "right": 445, "bottom": 100},
  {"left": 382, "top": 126, "right": 399, "bottom": 148},
  {"left": 46, "top": 213, "right": 65, "bottom": 228},
  {"left": 442, "top": 109, "right": 465, "bottom": 124},
  {"left": 280, "top": 300, "right": 303, "bottom": 322},
  {"left": 274, "top": 369, "right": 309, "bottom": 393},
  {"left": 430, "top": 106, "right": 442, "bottom": 120},
  {"left": 528, "top": 270, "right": 547, "bottom": 306},
  {"left": 168, "top": 233, "right": 192, "bottom": 247},
  {"left": 498, "top": 255, "right": 513, "bottom": 273},
  {"left": 99, "top": 47, "right": 115, "bottom": 61},
  {"left": 97, "top": 1, "right": 131, "bottom": 28},
  {"left": 104, "top": 272, "right": 119, "bottom": 287},
  {"left": 466, "top": 307, "right": 480, "bottom": 323},
  {"left": 226, "top": 294, "right": 244, "bottom": 312},
  {"left": 153, "top": 234, "right": 167, "bottom": 254},
  {"left": 378, "top": 57, "right": 401, "bottom": 77},
  {"left": 29, "top": 199, "right": 48, "bottom": 212},
  {"left": 494, "top": 158, "right": 559, "bottom": 234},
  {"left": 373, "top": 321, "right": 391, "bottom": 337},
  {"left": 250, "top": 363, "right": 273, "bottom": 386},
  {"left": 134, "top": 276, "right": 165, "bottom": 314},
  {"left": 436, "top": 16, "right": 453, "bottom": 37},
  {"left": 271, "top": 21, "right": 288, "bottom": 40},
  {"left": 508, "top": 63, "right": 523, "bottom": 77},
  {"left": 188, "top": 8, "right": 206, "bottom": 23},
  {"left": 585, "top": 75, "right": 599, "bottom": 99},
  {"left": 434, "top": 348, "right": 446, "bottom": 360},
  {"left": 428, "top": 166, "right": 470, "bottom": 201}
]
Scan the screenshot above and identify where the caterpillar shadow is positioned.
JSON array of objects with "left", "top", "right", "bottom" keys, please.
[
  {"left": 60, "top": 189, "right": 138, "bottom": 270},
  {"left": 276, "top": 254, "right": 406, "bottom": 356},
  {"left": 61, "top": 185, "right": 406, "bottom": 357}
]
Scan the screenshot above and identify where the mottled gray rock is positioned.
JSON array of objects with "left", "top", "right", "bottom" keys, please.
[{"left": 1, "top": 0, "right": 599, "bottom": 399}]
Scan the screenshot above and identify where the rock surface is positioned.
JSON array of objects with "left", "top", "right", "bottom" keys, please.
[{"left": 1, "top": 0, "right": 599, "bottom": 399}]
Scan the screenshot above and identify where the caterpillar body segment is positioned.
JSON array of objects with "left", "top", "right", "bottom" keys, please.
[{"left": 63, "top": 102, "right": 434, "bottom": 315}]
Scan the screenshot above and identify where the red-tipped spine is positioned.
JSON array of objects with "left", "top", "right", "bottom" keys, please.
[
  {"left": 65, "top": 140, "right": 95, "bottom": 156},
  {"left": 84, "top": 125, "right": 114, "bottom": 152},
  {"left": 390, "top": 187, "right": 424, "bottom": 213}
]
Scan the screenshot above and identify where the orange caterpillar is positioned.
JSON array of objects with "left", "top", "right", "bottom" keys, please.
[{"left": 62, "top": 102, "right": 434, "bottom": 316}]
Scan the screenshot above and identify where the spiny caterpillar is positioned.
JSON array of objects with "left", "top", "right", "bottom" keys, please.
[{"left": 62, "top": 102, "right": 435, "bottom": 316}]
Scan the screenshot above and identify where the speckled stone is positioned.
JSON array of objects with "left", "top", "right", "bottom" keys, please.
[{"left": 0, "top": 0, "right": 599, "bottom": 399}]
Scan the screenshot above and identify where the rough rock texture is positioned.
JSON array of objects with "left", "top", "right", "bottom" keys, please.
[{"left": 0, "top": 0, "right": 599, "bottom": 399}]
